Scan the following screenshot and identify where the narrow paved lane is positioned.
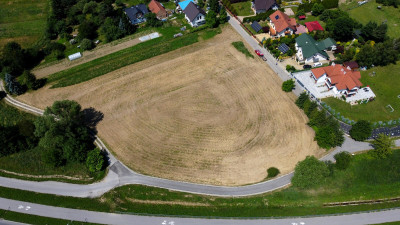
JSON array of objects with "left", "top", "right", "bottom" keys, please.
[{"left": 1, "top": 198, "right": 400, "bottom": 225}]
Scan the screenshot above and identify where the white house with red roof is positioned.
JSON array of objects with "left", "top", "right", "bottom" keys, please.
[
  {"left": 311, "top": 63, "right": 362, "bottom": 97},
  {"left": 268, "top": 11, "right": 297, "bottom": 37}
]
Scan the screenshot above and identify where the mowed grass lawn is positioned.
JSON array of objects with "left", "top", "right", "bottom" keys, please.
[
  {"left": 232, "top": 1, "right": 254, "bottom": 16},
  {"left": 298, "top": 15, "right": 327, "bottom": 28},
  {"left": 344, "top": 0, "right": 400, "bottom": 38},
  {"left": 323, "top": 63, "right": 400, "bottom": 122},
  {"left": 2, "top": 149, "right": 400, "bottom": 217},
  {"left": 0, "top": 0, "right": 48, "bottom": 48}
]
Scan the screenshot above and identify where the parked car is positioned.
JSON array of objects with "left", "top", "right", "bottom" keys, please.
[
  {"left": 303, "top": 65, "right": 312, "bottom": 69},
  {"left": 313, "top": 62, "right": 322, "bottom": 67},
  {"left": 255, "top": 50, "right": 264, "bottom": 57}
]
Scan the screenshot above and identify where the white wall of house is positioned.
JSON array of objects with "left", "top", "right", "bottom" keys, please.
[
  {"left": 304, "top": 53, "right": 328, "bottom": 64},
  {"left": 185, "top": 13, "right": 205, "bottom": 27},
  {"left": 316, "top": 74, "right": 326, "bottom": 84}
]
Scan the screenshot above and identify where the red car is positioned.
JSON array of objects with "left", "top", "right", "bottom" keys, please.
[{"left": 255, "top": 50, "right": 264, "bottom": 57}]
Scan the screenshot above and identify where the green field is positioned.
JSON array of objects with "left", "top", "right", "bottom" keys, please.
[
  {"left": 2, "top": 149, "right": 400, "bottom": 217},
  {"left": 48, "top": 27, "right": 220, "bottom": 88},
  {"left": 323, "top": 63, "right": 400, "bottom": 122},
  {"left": 232, "top": 41, "right": 254, "bottom": 58},
  {"left": 0, "top": 0, "right": 48, "bottom": 48},
  {"left": 342, "top": 0, "right": 400, "bottom": 38},
  {"left": 232, "top": 1, "right": 254, "bottom": 16}
]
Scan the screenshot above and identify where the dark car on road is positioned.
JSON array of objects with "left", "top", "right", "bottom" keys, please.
[{"left": 303, "top": 65, "right": 312, "bottom": 69}]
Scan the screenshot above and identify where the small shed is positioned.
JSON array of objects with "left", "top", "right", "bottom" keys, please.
[
  {"left": 278, "top": 43, "right": 290, "bottom": 54},
  {"left": 68, "top": 52, "right": 82, "bottom": 61},
  {"left": 343, "top": 61, "right": 359, "bottom": 71},
  {"left": 298, "top": 15, "right": 306, "bottom": 20},
  {"left": 251, "top": 21, "right": 262, "bottom": 33}
]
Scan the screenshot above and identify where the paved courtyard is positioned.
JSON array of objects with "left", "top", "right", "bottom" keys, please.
[{"left": 293, "top": 70, "right": 335, "bottom": 99}]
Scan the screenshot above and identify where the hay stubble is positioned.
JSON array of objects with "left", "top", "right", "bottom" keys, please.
[{"left": 17, "top": 27, "right": 323, "bottom": 185}]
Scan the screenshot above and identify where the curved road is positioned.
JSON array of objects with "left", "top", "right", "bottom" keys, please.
[{"left": 1, "top": 81, "right": 394, "bottom": 198}]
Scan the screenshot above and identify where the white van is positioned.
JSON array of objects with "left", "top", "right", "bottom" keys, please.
[{"left": 313, "top": 62, "right": 323, "bottom": 67}]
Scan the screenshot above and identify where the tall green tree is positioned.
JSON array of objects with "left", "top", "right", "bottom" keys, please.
[
  {"left": 371, "top": 134, "right": 394, "bottom": 159},
  {"left": 311, "top": 3, "right": 325, "bottom": 16},
  {"left": 349, "top": 120, "right": 372, "bottom": 141},
  {"left": 206, "top": 10, "right": 219, "bottom": 28},
  {"left": 219, "top": 6, "right": 228, "bottom": 24},
  {"left": 86, "top": 148, "right": 105, "bottom": 172}
]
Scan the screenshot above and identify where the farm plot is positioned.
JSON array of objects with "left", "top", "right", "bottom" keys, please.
[{"left": 16, "top": 27, "right": 323, "bottom": 186}]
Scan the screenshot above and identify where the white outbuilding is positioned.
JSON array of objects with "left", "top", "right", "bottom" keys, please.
[{"left": 68, "top": 52, "right": 82, "bottom": 61}]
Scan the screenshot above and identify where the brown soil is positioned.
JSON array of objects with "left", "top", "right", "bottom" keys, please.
[{"left": 17, "top": 26, "right": 323, "bottom": 186}]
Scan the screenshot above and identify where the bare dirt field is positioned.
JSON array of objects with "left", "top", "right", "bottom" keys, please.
[{"left": 17, "top": 26, "right": 323, "bottom": 186}]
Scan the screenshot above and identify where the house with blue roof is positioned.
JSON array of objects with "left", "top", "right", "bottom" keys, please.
[
  {"left": 178, "top": 0, "right": 194, "bottom": 11},
  {"left": 124, "top": 4, "right": 149, "bottom": 25}
]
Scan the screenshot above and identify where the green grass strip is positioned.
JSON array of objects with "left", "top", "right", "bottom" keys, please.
[
  {"left": 0, "top": 209, "right": 100, "bottom": 225},
  {"left": 232, "top": 41, "right": 254, "bottom": 58},
  {"left": 48, "top": 33, "right": 199, "bottom": 88}
]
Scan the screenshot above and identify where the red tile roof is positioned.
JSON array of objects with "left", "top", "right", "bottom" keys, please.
[
  {"left": 311, "top": 64, "right": 362, "bottom": 90},
  {"left": 269, "top": 11, "right": 297, "bottom": 33},
  {"left": 148, "top": 0, "right": 167, "bottom": 18},
  {"left": 299, "top": 15, "right": 306, "bottom": 20},
  {"left": 305, "top": 21, "right": 324, "bottom": 32}
]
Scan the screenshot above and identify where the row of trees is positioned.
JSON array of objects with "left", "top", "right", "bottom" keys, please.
[
  {"left": 296, "top": 93, "right": 344, "bottom": 149},
  {"left": 206, "top": 0, "right": 228, "bottom": 28}
]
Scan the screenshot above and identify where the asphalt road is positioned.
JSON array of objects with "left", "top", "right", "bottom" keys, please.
[{"left": 1, "top": 197, "right": 400, "bottom": 225}]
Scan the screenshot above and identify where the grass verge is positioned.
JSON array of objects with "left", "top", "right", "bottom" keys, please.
[
  {"left": 48, "top": 27, "right": 220, "bottom": 88},
  {"left": 323, "top": 63, "right": 400, "bottom": 122},
  {"left": 0, "top": 209, "right": 100, "bottom": 225},
  {"left": 232, "top": 41, "right": 254, "bottom": 58},
  {"left": 1, "top": 149, "right": 400, "bottom": 217}
]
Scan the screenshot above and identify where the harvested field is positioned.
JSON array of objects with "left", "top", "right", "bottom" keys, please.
[{"left": 17, "top": 26, "right": 323, "bottom": 186}]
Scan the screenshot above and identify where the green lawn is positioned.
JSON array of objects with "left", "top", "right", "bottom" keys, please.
[
  {"left": 298, "top": 15, "right": 326, "bottom": 28},
  {"left": 2, "top": 149, "right": 400, "bottom": 217},
  {"left": 342, "top": 0, "right": 400, "bottom": 38},
  {"left": 232, "top": 1, "right": 254, "bottom": 16},
  {"left": 232, "top": 41, "right": 254, "bottom": 58},
  {"left": 47, "top": 26, "right": 220, "bottom": 88},
  {"left": 323, "top": 63, "right": 400, "bottom": 122},
  {"left": 0, "top": 0, "right": 48, "bottom": 48}
]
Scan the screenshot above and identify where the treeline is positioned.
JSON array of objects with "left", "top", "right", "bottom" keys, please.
[
  {"left": 295, "top": 93, "right": 344, "bottom": 149},
  {"left": 0, "top": 100, "right": 105, "bottom": 173},
  {"left": 46, "top": 0, "right": 136, "bottom": 44},
  {"left": 0, "top": 42, "right": 47, "bottom": 95},
  {"left": 376, "top": 0, "right": 399, "bottom": 7}
]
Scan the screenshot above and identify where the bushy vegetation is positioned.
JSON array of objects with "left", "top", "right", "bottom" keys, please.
[
  {"left": 334, "top": 151, "right": 352, "bottom": 170},
  {"left": 296, "top": 93, "right": 344, "bottom": 149},
  {"left": 349, "top": 120, "right": 372, "bottom": 141},
  {"left": 281, "top": 79, "right": 295, "bottom": 92},
  {"left": 242, "top": 10, "right": 276, "bottom": 23},
  {"left": 231, "top": 41, "right": 254, "bottom": 58},
  {"left": 0, "top": 100, "right": 105, "bottom": 178},
  {"left": 291, "top": 156, "right": 330, "bottom": 189},
  {"left": 267, "top": 167, "right": 280, "bottom": 178},
  {"left": 264, "top": 35, "right": 296, "bottom": 58},
  {"left": 371, "top": 134, "right": 395, "bottom": 159}
]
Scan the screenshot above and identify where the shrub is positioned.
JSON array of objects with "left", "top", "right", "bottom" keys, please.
[
  {"left": 86, "top": 148, "right": 105, "bottom": 172},
  {"left": 349, "top": 120, "right": 372, "bottom": 141},
  {"left": 267, "top": 167, "right": 280, "bottom": 178},
  {"left": 282, "top": 79, "right": 295, "bottom": 92},
  {"left": 334, "top": 151, "right": 352, "bottom": 170},
  {"left": 81, "top": 39, "right": 95, "bottom": 51},
  {"left": 286, "top": 65, "right": 296, "bottom": 72},
  {"left": 292, "top": 156, "right": 330, "bottom": 189}
]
